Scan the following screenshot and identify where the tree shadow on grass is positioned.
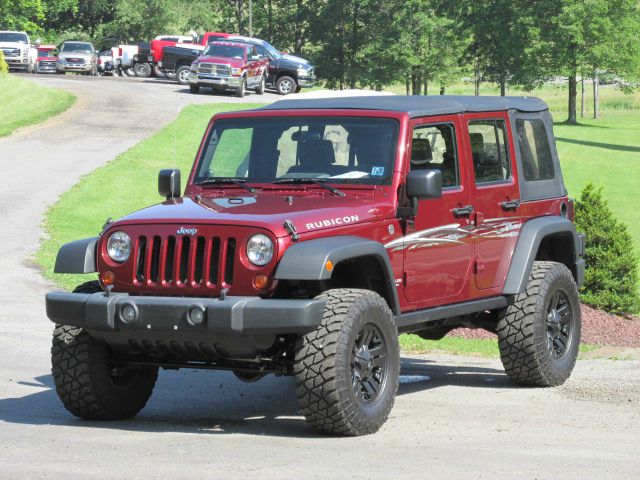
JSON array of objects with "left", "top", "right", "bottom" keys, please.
[
  {"left": 0, "top": 356, "right": 512, "bottom": 437},
  {"left": 552, "top": 121, "right": 610, "bottom": 129},
  {"left": 555, "top": 137, "right": 640, "bottom": 153}
]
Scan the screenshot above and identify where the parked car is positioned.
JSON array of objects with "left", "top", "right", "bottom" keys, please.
[
  {"left": 56, "top": 41, "right": 98, "bottom": 75},
  {"left": 189, "top": 41, "right": 268, "bottom": 97},
  {"left": 226, "top": 35, "right": 316, "bottom": 94},
  {"left": 97, "top": 49, "right": 117, "bottom": 76},
  {"left": 150, "top": 32, "right": 232, "bottom": 80},
  {"left": 35, "top": 44, "right": 57, "bottom": 73},
  {"left": 46, "top": 95, "right": 585, "bottom": 436},
  {"left": 0, "top": 31, "right": 37, "bottom": 72}
]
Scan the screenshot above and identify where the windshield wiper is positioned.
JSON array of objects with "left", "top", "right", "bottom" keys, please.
[
  {"left": 271, "top": 178, "right": 345, "bottom": 197},
  {"left": 195, "top": 178, "right": 258, "bottom": 193}
]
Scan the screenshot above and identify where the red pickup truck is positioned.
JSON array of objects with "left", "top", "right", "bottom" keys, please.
[{"left": 145, "top": 32, "right": 232, "bottom": 77}]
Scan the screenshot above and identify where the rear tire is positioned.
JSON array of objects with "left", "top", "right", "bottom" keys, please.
[
  {"left": 295, "top": 289, "right": 399, "bottom": 436},
  {"left": 51, "top": 281, "right": 158, "bottom": 420},
  {"left": 133, "top": 62, "right": 152, "bottom": 78},
  {"left": 497, "top": 261, "right": 581, "bottom": 387},
  {"left": 255, "top": 75, "right": 266, "bottom": 95}
]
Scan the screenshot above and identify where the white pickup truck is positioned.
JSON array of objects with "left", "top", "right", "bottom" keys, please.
[{"left": 0, "top": 31, "right": 38, "bottom": 72}]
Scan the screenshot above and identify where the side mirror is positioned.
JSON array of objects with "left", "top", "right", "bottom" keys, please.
[
  {"left": 158, "top": 169, "right": 181, "bottom": 199},
  {"left": 406, "top": 169, "right": 442, "bottom": 199}
]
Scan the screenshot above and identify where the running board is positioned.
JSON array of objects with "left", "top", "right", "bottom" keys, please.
[{"left": 394, "top": 296, "right": 510, "bottom": 333}]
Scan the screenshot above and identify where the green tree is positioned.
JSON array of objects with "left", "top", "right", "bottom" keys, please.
[
  {"left": 0, "top": 0, "right": 45, "bottom": 34},
  {"left": 575, "top": 183, "right": 639, "bottom": 315},
  {"left": 538, "top": 0, "right": 640, "bottom": 124}
]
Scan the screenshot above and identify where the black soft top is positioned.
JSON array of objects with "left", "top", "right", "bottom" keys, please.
[{"left": 261, "top": 95, "right": 548, "bottom": 117}]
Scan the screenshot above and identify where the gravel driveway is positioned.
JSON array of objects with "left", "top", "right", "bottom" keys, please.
[{"left": 0, "top": 74, "right": 638, "bottom": 480}]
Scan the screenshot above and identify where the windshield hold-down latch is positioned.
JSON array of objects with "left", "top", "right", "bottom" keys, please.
[{"left": 283, "top": 219, "right": 299, "bottom": 241}]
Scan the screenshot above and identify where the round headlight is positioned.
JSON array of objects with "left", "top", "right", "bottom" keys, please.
[
  {"left": 246, "top": 234, "right": 273, "bottom": 266},
  {"left": 106, "top": 231, "right": 131, "bottom": 263}
]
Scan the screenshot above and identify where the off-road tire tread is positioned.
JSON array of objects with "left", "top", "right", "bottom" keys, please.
[
  {"left": 294, "top": 288, "right": 399, "bottom": 436},
  {"left": 51, "top": 282, "right": 158, "bottom": 420},
  {"left": 496, "top": 261, "right": 580, "bottom": 387}
]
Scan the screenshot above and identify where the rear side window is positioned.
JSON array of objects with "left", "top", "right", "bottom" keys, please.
[
  {"left": 468, "top": 120, "right": 511, "bottom": 184},
  {"left": 516, "top": 119, "right": 555, "bottom": 181}
]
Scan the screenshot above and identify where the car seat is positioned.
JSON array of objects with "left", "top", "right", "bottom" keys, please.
[{"left": 288, "top": 139, "right": 336, "bottom": 175}]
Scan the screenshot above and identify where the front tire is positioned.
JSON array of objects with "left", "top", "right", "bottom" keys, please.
[
  {"left": 235, "top": 77, "right": 246, "bottom": 97},
  {"left": 51, "top": 281, "right": 158, "bottom": 420},
  {"left": 497, "top": 261, "right": 581, "bottom": 387},
  {"left": 276, "top": 75, "right": 297, "bottom": 95},
  {"left": 295, "top": 289, "right": 400, "bottom": 436},
  {"left": 176, "top": 65, "right": 191, "bottom": 85}
]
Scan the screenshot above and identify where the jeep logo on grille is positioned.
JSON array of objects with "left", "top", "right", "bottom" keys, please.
[{"left": 177, "top": 227, "right": 198, "bottom": 236}]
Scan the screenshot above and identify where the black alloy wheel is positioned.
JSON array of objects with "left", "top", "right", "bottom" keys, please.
[{"left": 352, "top": 323, "right": 389, "bottom": 403}]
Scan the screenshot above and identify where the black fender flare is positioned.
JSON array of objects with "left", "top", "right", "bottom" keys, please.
[
  {"left": 503, "top": 216, "right": 584, "bottom": 295},
  {"left": 274, "top": 235, "right": 400, "bottom": 314},
  {"left": 54, "top": 237, "right": 98, "bottom": 274}
]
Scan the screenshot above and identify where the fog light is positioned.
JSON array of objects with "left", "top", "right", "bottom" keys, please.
[
  {"left": 101, "top": 270, "right": 115, "bottom": 285},
  {"left": 120, "top": 303, "right": 138, "bottom": 325},
  {"left": 187, "top": 306, "right": 205, "bottom": 326},
  {"left": 253, "top": 274, "right": 269, "bottom": 290}
]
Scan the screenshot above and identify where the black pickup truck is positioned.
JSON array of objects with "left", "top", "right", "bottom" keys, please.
[{"left": 160, "top": 36, "right": 316, "bottom": 94}]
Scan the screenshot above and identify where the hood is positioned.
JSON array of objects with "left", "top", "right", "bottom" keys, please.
[
  {"left": 114, "top": 192, "right": 392, "bottom": 237},
  {"left": 197, "top": 55, "right": 244, "bottom": 67},
  {"left": 0, "top": 42, "right": 28, "bottom": 50},
  {"left": 277, "top": 53, "right": 313, "bottom": 68}
]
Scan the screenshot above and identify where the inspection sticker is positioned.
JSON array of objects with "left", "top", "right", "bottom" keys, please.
[{"left": 371, "top": 166, "right": 385, "bottom": 176}]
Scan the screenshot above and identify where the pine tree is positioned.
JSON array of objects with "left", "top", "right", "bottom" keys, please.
[{"left": 575, "top": 183, "right": 639, "bottom": 314}]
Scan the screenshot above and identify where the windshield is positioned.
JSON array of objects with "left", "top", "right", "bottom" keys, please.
[
  {"left": 203, "top": 44, "right": 246, "bottom": 59},
  {"left": 259, "top": 40, "right": 280, "bottom": 58},
  {"left": 0, "top": 32, "right": 28, "bottom": 43},
  {"left": 61, "top": 42, "right": 93, "bottom": 53},
  {"left": 195, "top": 117, "right": 399, "bottom": 186},
  {"left": 38, "top": 49, "right": 54, "bottom": 57}
]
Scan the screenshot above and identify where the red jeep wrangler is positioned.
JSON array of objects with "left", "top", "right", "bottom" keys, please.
[{"left": 47, "top": 96, "right": 585, "bottom": 436}]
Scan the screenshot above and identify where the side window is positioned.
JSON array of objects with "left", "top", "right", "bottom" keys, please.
[
  {"left": 411, "top": 124, "right": 459, "bottom": 188},
  {"left": 515, "top": 119, "right": 555, "bottom": 181},
  {"left": 255, "top": 45, "right": 268, "bottom": 58},
  {"left": 468, "top": 120, "right": 511, "bottom": 184}
]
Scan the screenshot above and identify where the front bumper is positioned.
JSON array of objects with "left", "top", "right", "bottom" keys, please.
[
  {"left": 6, "top": 58, "right": 28, "bottom": 70},
  {"left": 190, "top": 72, "right": 243, "bottom": 88},
  {"left": 46, "top": 291, "right": 325, "bottom": 336},
  {"left": 297, "top": 75, "right": 316, "bottom": 87},
  {"left": 57, "top": 63, "right": 93, "bottom": 72}
]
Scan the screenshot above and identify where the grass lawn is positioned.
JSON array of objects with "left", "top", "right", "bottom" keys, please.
[
  {"left": 0, "top": 73, "right": 75, "bottom": 137},
  {"left": 399, "top": 334, "right": 598, "bottom": 358}
]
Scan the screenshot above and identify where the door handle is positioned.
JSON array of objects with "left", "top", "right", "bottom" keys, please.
[
  {"left": 501, "top": 199, "right": 520, "bottom": 211},
  {"left": 452, "top": 205, "right": 474, "bottom": 217}
]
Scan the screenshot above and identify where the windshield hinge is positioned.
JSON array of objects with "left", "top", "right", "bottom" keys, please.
[{"left": 283, "top": 219, "right": 299, "bottom": 241}]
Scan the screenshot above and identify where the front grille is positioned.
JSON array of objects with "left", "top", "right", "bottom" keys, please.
[
  {"left": 198, "top": 62, "right": 231, "bottom": 76},
  {"left": 39, "top": 60, "right": 56, "bottom": 68},
  {"left": 2, "top": 48, "right": 20, "bottom": 58},
  {"left": 133, "top": 234, "right": 236, "bottom": 288},
  {"left": 66, "top": 57, "right": 85, "bottom": 64}
]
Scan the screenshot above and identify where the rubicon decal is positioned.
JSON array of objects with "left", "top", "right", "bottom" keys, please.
[
  {"left": 176, "top": 227, "right": 198, "bottom": 236},
  {"left": 306, "top": 215, "right": 360, "bottom": 230}
]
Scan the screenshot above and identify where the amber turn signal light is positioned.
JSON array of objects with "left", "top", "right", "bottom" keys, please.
[
  {"left": 101, "top": 270, "right": 115, "bottom": 285},
  {"left": 325, "top": 260, "right": 334, "bottom": 272},
  {"left": 253, "top": 274, "right": 269, "bottom": 290}
]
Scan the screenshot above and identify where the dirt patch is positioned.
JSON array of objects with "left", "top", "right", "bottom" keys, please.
[{"left": 450, "top": 303, "right": 640, "bottom": 347}]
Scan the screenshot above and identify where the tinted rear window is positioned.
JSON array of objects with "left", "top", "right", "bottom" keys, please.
[{"left": 515, "top": 119, "right": 555, "bottom": 181}]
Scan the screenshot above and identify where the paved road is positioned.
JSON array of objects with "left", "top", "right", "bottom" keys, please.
[{"left": 0, "top": 74, "right": 639, "bottom": 480}]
